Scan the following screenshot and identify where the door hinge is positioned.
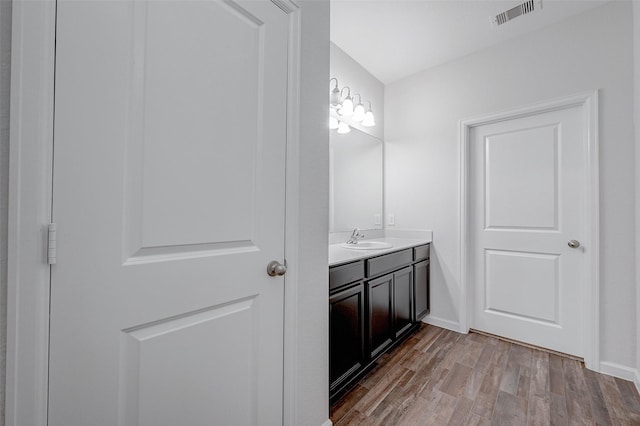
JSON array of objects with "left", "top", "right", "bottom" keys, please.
[{"left": 48, "top": 223, "right": 57, "bottom": 265}]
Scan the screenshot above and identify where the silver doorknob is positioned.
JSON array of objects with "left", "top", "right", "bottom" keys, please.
[
  {"left": 568, "top": 240, "right": 581, "bottom": 249},
  {"left": 267, "top": 260, "right": 287, "bottom": 277}
]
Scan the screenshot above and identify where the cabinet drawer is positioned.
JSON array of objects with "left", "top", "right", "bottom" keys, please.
[
  {"left": 413, "top": 244, "right": 430, "bottom": 262},
  {"left": 330, "top": 260, "right": 365, "bottom": 292},
  {"left": 366, "top": 249, "right": 412, "bottom": 278}
]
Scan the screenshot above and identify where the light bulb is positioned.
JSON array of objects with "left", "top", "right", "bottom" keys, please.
[
  {"left": 337, "top": 121, "right": 350, "bottom": 134},
  {"left": 339, "top": 97, "right": 354, "bottom": 116},
  {"left": 329, "top": 116, "right": 339, "bottom": 130},
  {"left": 362, "top": 111, "right": 375, "bottom": 127},
  {"left": 353, "top": 103, "right": 365, "bottom": 122}
]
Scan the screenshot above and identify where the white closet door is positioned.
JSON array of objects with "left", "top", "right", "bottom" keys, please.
[{"left": 470, "top": 105, "right": 586, "bottom": 357}]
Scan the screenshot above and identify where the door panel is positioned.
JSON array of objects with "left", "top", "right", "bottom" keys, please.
[
  {"left": 485, "top": 125, "right": 558, "bottom": 230},
  {"left": 329, "top": 283, "right": 365, "bottom": 390},
  {"left": 470, "top": 106, "right": 585, "bottom": 356},
  {"left": 368, "top": 276, "right": 393, "bottom": 358},
  {"left": 49, "top": 1, "right": 290, "bottom": 424},
  {"left": 484, "top": 250, "right": 559, "bottom": 324},
  {"left": 393, "top": 266, "right": 413, "bottom": 338},
  {"left": 120, "top": 298, "right": 257, "bottom": 426},
  {"left": 128, "top": 0, "right": 265, "bottom": 252}
]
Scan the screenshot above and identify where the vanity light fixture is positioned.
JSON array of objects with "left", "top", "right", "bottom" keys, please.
[
  {"left": 338, "top": 87, "right": 354, "bottom": 116},
  {"left": 337, "top": 121, "right": 351, "bottom": 134},
  {"left": 330, "top": 78, "right": 342, "bottom": 108},
  {"left": 352, "top": 94, "right": 365, "bottom": 122},
  {"left": 361, "top": 101, "right": 376, "bottom": 127},
  {"left": 328, "top": 78, "right": 375, "bottom": 130}
]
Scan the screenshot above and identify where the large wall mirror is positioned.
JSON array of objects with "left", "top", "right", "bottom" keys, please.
[{"left": 330, "top": 127, "right": 383, "bottom": 232}]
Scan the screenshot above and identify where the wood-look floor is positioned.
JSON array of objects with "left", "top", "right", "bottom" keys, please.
[{"left": 330, "top": 325, "right": 640, "bottom": 425}]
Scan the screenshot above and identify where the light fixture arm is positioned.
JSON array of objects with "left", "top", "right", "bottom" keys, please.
[
  {"left": 330, "top": 78, "right": 342, "bottom": 108},
  {"left": 352, "top": 93, "right": 362, "bottom": 105}
]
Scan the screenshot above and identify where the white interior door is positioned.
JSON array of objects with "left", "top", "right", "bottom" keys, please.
[
  {"left": 469, "top": 105, "right": 586, "bottom": 357},
  {"left": 49, "top": 1, "right": 289, "bottom": 425}
]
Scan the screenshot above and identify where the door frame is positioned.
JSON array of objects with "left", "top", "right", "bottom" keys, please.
[
  {"left": 5, "top": 1, "right": 308, "bottom": 425},
  {"left": 459, "top": 91, "right": 600, "bottom": 370}
]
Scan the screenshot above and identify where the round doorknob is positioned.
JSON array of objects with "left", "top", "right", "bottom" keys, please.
[
  {"left": 568, "top": 240, "right": 581, "bottom": 249},
  {"left": 267, "top": 260, "right": 287, "bottom": 277}
]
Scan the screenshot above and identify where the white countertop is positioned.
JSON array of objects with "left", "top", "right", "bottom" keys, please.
[{"left": 329, "top": 237, "right": 432, "bottom": 267}]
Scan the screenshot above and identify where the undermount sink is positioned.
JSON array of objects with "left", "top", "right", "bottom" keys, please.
[{"left": 340, "top": 241, "right": 393, "bottom": 250}]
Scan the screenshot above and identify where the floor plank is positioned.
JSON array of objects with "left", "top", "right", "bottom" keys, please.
[
  {"left": 582, "top": 368, "right": 612, "bottom": 426},
  {"left": 439, "top": 362, "right": 473, "bottom": 397},
  {"left": 527, "top": 395, "right": 551, "bottom": 426},
  {"left": 549, "top": 391, "right": 569, "bottom": 426},
  {"left": 598, "top": 374, "right": 640, "bottom": 425},
  {"left": 561, "top": 357, "right": 594, "bottom": 425},
  {"left": 491, "top": 391, "right": 528, "bottom": 425},
  {"left": 470, "top": 351, "right": 507, "bottom": 419},
  {"left": 330, "top": 324, "right": 640, "bottom": 426},
  {"left": 447, "top": 396, "right": 475, "bottom": 424},
  {"left": 530, "top": 350, "right": 550, "bottom": 400},
  {"left": 615, "top": 376, "right": 640, "bottom": 415}
]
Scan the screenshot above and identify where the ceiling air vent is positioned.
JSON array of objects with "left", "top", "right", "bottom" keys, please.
[{"left": 492, "top": 0, "right": 542, "bottom": 26}]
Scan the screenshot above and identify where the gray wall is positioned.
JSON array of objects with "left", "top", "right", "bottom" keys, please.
[
  {"left": 385, "top": 1, "right": 636, "bottom": 370},
  {"left": 293, "top": 1, "right": 330, "bottom": 424},
  {"left": 0, "top": 0, "right": 11, "bottom": 424}
]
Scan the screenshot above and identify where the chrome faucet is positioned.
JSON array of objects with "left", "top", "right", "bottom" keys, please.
[{"left": 346, "top": 228, "right": 365, "bottom": 245}]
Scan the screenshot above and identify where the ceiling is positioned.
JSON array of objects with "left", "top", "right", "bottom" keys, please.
[{"left": 330, "top": 0, "right": 612, "bottom": 84}]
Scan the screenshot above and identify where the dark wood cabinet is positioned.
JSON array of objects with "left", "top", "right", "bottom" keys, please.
[
  {"left": 329, "top": 282, "right": 365, "bottom": 394},
  {"left": 329, "top": 242, "right": 430, "bottom": 403},
  {"left": 367, "top": 275, "right": 394, "bottom": 358},
  {"left": 367, "top": 264, "right": 415, "bottom": 358}
]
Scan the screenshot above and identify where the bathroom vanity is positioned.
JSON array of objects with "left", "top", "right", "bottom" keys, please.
[
  {"left": 328, "top": 118, "right": 432, "bottom": 403},
  {"left": 328, "top": 238, "right": 431, "bottom": 403}
]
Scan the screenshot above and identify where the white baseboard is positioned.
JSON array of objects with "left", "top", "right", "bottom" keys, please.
[
  {"left": 322, "top": 419, "right": 333, "bottom": 426},
  {"left": 599, "top": 361, "right": 639, "bottom": 382},
  {"left": 422, "top": 316, "right": 462, "bottom": 333},
  {"left": 635, "top": 370, "right": 640, "bottom": 395}
]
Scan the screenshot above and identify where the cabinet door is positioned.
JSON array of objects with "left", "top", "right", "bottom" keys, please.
[
  {"left": 330, "top": 282, "right": 365, "bottom": 391},
  {"left": 393, "top": 266, "right": 414, "bottom": 338},
  {"left": 368, "top": 275, "right": 394, "bottom": 358},
  {"left": 414, "top": 260, "right": 430, "bottom": 321}
]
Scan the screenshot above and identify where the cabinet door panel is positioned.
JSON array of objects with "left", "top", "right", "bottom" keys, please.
[
  {"left": 368, "top": 276, "right": 393, "bottom": 358},
  {"left": 414, "top": 259, "right": 430, "bottom": 321},
  {"left": 330, "top": 282, "right": 365, "bottom": 390},
  {"left": 394, "top": 266, "right": 414, "bottom": 338}
]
